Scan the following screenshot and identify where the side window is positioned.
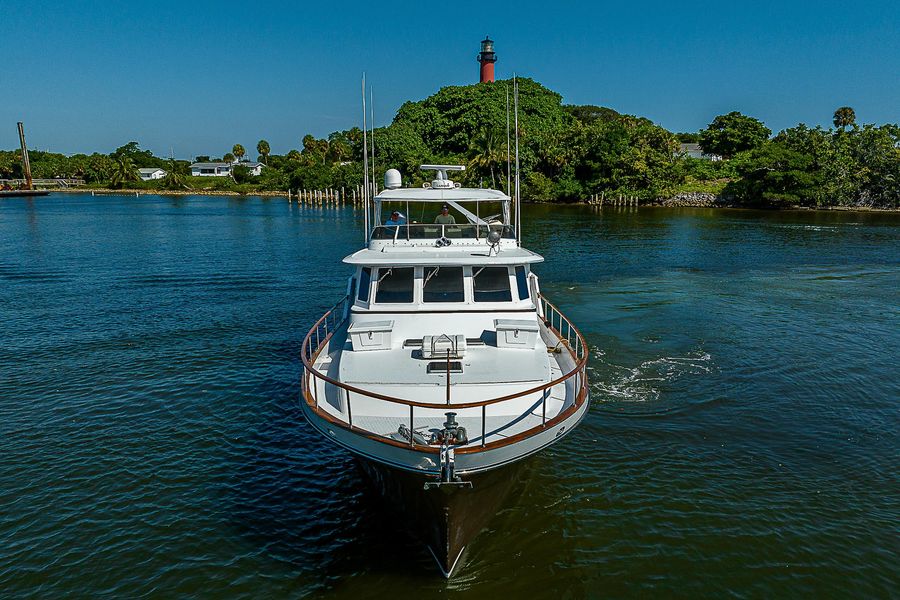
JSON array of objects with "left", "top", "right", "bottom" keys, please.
[
  {"left": 515, "top": 266, "right": 530, "bottom": 300},
  {"left": 375, "top": 267, "right": 414, "bottom": 303},
  {"left": 357, "top": 267, "right": 371, "bottom": 302},
  {"left": 423, "top": 267, "right": 464, "bottom": 302},
  {"left": 473, "top": 267, "right": 512, "bottom": 302}
]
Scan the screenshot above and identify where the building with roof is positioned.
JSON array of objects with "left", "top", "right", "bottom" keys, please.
[
  {"left": 190, "top": 161, "right": 265, "bottom": 177},
  {"left": 138, "top": 167, "right": 167, "bottom": 181},
  {"left": 679, "top": 143, "right": 722, "bottom": 161}
]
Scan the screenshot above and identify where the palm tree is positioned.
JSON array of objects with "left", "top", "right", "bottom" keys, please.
[
  {"left": 328, "top": 138, "right": 350, "bottom": 164},
  {"left": 161, "top": 159, "right": 189, "bottom": 190},
  {"left": 223, "top": 153, "right": 235, "bottom": 164},
  {"left": 257, "top": 139, "right": 270, "bottom": 165},
  {"left": 467, "top": 126, "right": 505, "bottom": 190},
  {"left": 232, "top": 144, "right": 245, "bottom": 163},
  {"left": 286, "top": 149, "right": 302, "bottom": 162},
  {"left": 833, "top": 106, "right": 856, "bottom": 130},
  {"left": 109, "top": 155, "right": 140, "bottom": 188}
]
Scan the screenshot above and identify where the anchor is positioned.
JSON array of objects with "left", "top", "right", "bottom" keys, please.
[{"left": 424, "top": 413, "right": 473, "bottom": 490}]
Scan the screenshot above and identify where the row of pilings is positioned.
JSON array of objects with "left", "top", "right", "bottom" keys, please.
[
  {"left": 287, "top": 185, "right": 376, "bottom": 205},
  {"left": 587, "top": 192, "right": 639, "bottom": 206}
]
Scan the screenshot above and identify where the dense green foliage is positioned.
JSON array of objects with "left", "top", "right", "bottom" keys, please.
[
  {"left": 726, "top": 122, "right": 900, "bottom": 207},
  {"left": 699, "top": 112, "right": 771, "bottom": 159},
  {"left": 1, "top": 80, "right": 897, "bottom": 208},
  {"left": 372, "top": 78, "right": 680, "bottom": 200}
]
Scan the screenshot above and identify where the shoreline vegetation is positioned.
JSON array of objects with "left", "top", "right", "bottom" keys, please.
[
  {"left": 48, "top": 188, "right": 900, "bottom": 212},
  {"left": 3, "top": 79, "right": 898, "bottom": 210}
]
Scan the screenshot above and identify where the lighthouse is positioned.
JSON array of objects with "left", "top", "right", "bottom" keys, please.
[{"left": 477, "top": 37, "right": 497, "bottom": 83}]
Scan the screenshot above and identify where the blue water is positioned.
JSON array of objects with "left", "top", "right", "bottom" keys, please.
[{"left": 1, "top": 195, "right": 897, "bottom": 597}]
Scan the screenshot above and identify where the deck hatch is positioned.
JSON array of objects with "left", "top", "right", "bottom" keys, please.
[
  {"left": 427, "top": 361, "right": 463, "bottom": 374},
  {"left": 404, "top": 338, "right": 485, "bottom": 347}
]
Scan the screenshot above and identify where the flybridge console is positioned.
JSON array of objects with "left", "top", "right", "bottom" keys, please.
[{"left": 421, "top": 164, "right": 465, "bottom": 189}]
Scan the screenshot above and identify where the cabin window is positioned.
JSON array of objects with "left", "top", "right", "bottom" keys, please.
[
  {"left": 515, "top": 266, "right": 530, "bottom": 300},
  {"left": 473, "top": 267, "right": 512, "bottom": 302},
  {"left": 423, "top": 267, "right": 464, "bottom": 303},
  {"left": 375, "top": 267, "right": 414, "bottom": 303},
  {"left": 357, "top": 267, "right": 371, "bottom": 302}
]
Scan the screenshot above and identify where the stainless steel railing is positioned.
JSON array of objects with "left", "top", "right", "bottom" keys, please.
[{"left": 300, "top": 293, "right": 588, "bottom": 454}]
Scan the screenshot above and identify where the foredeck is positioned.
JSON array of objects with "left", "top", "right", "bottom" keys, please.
[{"left": 300, "top": 294, "right": 588, "bottom": 455}]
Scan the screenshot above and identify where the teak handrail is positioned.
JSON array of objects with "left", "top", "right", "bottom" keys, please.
[{"left": 300, "top": 293, "right": 589, "bottom": 454}]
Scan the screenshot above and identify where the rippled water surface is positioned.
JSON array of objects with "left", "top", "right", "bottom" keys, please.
[{"left": 1, "top": 195, "right": 897, "bottom": 598}]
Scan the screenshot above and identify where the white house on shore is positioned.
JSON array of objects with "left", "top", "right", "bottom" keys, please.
[
  {"left": 190, "top": 161, "right": 265, "bottom": 177},
  {"left": 138, "top": 167, "right": 167, "bottom": 180},
  {"left": 679, "top": 143, "right": 722, "bottom": 161}
]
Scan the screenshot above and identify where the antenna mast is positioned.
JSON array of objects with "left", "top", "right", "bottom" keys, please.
[
  {"left": 506, "top": 84, "right": 511, "bottom": 196},
  {"left": 361, "top": 74, "right": 370, "bottom": 243},
  {"left": 513, "top": 77, "right": 521, "bottom": 245},
  {"left": 370, "top": 87, "right": 376, "bottom": 198}
]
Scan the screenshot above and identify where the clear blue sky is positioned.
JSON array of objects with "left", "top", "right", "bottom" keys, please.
[{"left": 1, "top": 0, "right": 897, "bottom": 159}]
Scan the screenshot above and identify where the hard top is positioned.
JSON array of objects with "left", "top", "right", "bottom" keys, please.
[
  {"left": 342, "top": 246, "right": 543, "bottom": 266},
  {"left": 374, "top": 187, "right": 510, "bottom": 203}
]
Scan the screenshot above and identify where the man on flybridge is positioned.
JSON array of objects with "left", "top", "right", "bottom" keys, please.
[{"left": 434, "top": 204, "right": 456, "bottom": 225}]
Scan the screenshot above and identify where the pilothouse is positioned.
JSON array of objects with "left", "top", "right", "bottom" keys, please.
[{"left": 300, "top": 165, "right": 589, "bottom": 577}]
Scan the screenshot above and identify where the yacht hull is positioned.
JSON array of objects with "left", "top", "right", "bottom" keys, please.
[
  {"left": 300, "top": 394, "right": 589, "bottom": 576},
  {"left": 356, "top": 458, "right": 523, "bottom": 577}
]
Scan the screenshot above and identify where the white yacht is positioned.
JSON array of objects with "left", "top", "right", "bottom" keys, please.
[{"left": 300, "top": 165, "right": 589, "bottom": 577}]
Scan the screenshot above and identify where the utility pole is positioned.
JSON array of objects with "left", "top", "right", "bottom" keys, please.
[{"left": 17, "top": 122, "right": 33, "bottom": 190}]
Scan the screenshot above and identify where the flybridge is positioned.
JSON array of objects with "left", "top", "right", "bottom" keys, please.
[{"left": 369, "top": 164, "right": 517, "bottom": 250}]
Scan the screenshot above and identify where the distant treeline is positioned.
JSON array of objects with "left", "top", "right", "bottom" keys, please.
[{"left": 1, "top": 79, "right": 897, "bottom": 207}]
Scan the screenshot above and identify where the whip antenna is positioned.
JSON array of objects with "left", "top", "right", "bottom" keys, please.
[
  {"left": 361, "top": 73, "right": 370, "bottom": 242},
  {"left": 514, "top": 76, "right": 521, "bottom": 245},
  {"left": 370, "top": 86, "right": 376, "bottom": 198},
  {"left": 506, "top": 83, "right": 511, "bottom": 196}
]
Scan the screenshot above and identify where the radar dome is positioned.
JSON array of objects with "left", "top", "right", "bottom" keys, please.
[{"left": 384, "top": 169, "right": 402, "bottom": 190}]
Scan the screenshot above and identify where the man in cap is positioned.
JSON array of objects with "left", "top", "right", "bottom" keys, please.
[
  {"left": 385, "top": 210, "right": 406, "bottom": 226},
  {"left": 434, "top": 204, "right": 456, "bottom": 225}
]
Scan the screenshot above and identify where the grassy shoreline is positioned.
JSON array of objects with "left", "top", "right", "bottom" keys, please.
[{"left": 50, "top": 188, "right": 291, "bottom": 197}]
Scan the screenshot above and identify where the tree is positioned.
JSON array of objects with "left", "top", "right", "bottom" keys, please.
[
  {"left": 232, "top": 164, "right": 252, "bottom": 184},
  {"left": 161, "top": 159, "right": 190, "bottom": 189},
  {"left": 112, "top": 141, "right": 161, "bottom": 168},
  {"left": 699, "top": 112, "right": 771, "bottom": 159},
  {"left": 0, "top": 152, "right": 15, "bottom": 178},
  {"left": 833, "top": 106, "right": 856, "bottom": 130},
  {"left": 327, "top": 138, "right": 350, "bottom": 164},
  {"left": 223, "top": 153, "right": 235, "bottom": 164},
  {"left": 109, "top": 155, "right": 140, "bottom": 188},
  {"left": 232, "top": 144, "right": 245, "bottom": 162},
  {"left": 301, "top": 135, "right": 329, "bottom": 165},
  {"left": 86, "top": 154, "right": 114, "bottom": 183},
  {"left": 565, "top": 104, "right": 621, "bottom": 125},
  {"left": 467, "top": 126, "right": 505, "bottom": 189},
  {"left": 569, "top": 114, "right": 680, "bottom": 200},
  {"left": 854, "top": 124, "right": 900, "bottom": 208},
  {"left": 257, "top": 139, "right": 270, "bottom": 165},
  {"left": 725, "top": 141, "right": 823, "bottom": 206}
]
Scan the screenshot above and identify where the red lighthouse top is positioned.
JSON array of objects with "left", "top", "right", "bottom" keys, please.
[{"left": 477, "top": 37, "right": 497, "bottom": 83}]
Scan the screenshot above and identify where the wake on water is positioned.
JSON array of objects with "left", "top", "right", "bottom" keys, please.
[{"left": 587, "top": 345, "right": 715, "bottom": 415}]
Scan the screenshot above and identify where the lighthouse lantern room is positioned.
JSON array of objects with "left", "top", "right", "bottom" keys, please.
[{"left": 477, "top": 37, "right": 497, "bottom": 83}]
